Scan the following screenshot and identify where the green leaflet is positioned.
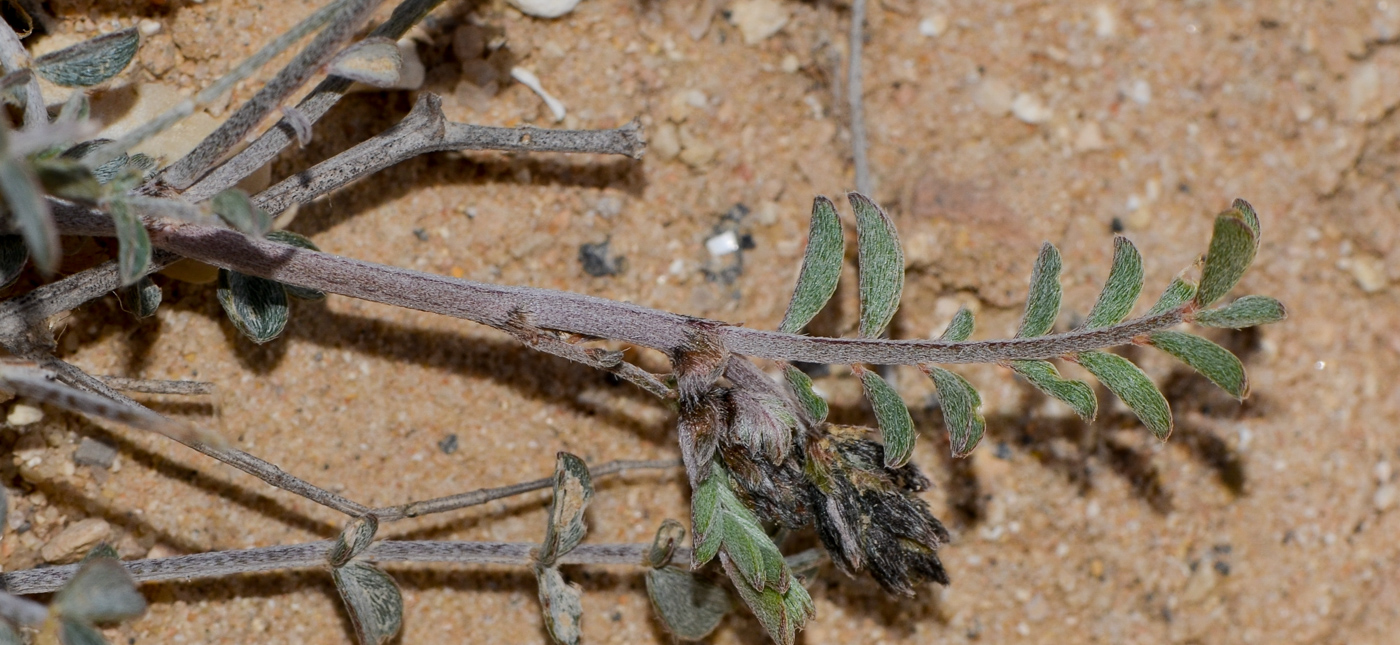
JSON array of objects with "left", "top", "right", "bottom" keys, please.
[
  {"left": 1148, "top": 330, "right": 1247, "bottom": 399},
  {"left": 1148, "top": 275, "right": 1198, "bottom": 316},
  {"left": 782, "top": 364, "right": 829, "bottom": 424},
  {"left": 646, "top": 519, "right": 687, "bottom": 568},
  {"left": 850, "top": 192, "right": 904, "bottom": 338},
  {"left": 109, "top": 199, "right": 151, "bottom": 286},
  {"left": 1077, "top": 351, "right": 1172, "bottom": 440},
  {"left": 539, "top": 452, "right": 593, "bottom": 566},
  {"left": 0, "top": 154, "right": 60, "bottom": 275},
  {"left": 938, "top": 307, "right": 974, "bottom": 342},
  {"left": 1084, "top": 237, "right": 1143, "bottom": 328},
  {"left": 58, "top": 620, "right": 105, "bottom": 645},
  {"left": 0, "top": 234, "right": 28, "bottom": 288},
  {"left": 33, "top": 27, "right": 140, "bottom": 87},
  {"left": 1232, "top": 198, "right": 1261, "bottom": 239},
  {"left": 1196, "top": 208, "right": 1258, "bottom": 307},
  {"left": 690, "top": 463, "right": 790, "bottom": 595},
  {"left": 1193, "top": 295, "right": 1287, "bottom": 329},
  {"left": 645, "top": 567, "right": 732, "bottom": 641},
  {"left": 332, "top": 562, "right": 404, "bottom": 645},
  {"left": 721, "top": 554, "right": 814, "bottom": 645},
  {"left": 858, "top": 369, "right": 915, "bottom": 468},
  {"left": 211, "top": 188, "right": 271, "bottom": 236},
  {"left": 115, "top": 277, "right": 161, "bottom": 319},
  {"left": 778, "top": 196, "right": 844, "bottom": 334},
  {"left": 53, "top": 558, "right": 146, "bottom": 624},
  {"left": 216, "top": 269, "right": 290, "bottom": 344},
  {"left": 266, "top": 230, "right": 325, "bottom": 300},
  {"left": 1016, "top": 242, "right": 1062, "bottom": 338},
  {"left": 1010, "top": 360, "right": 1097, "bottom": 421},
  {"left": 925, "top": 366, "right": 985, "bottom": 457}
]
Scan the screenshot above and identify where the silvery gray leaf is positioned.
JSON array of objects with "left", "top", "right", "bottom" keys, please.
[
  {"left": 280, "top": 106, "right": 314, "bottom": 147},
  {"left": 1147, "top": 275, "right": 1197, "bottom": 316},
  {"left": 539, "top": 452, "right": 593, "bottom": 566},
  {"left": 34, "top": 158, "right": 102, "bottom": 203},
  {"left": 858, "top": 368, "right": 915, "bottom": 468},
  {"left": 535, "top": 565, "right": 582, "bottom": 645},
  {"left": 1009, "top": 360, "right": 1096, "bottom": 422},
  {"left": 1196, "top": 206, "right": 1259, "bottom": 307},
  {"left": 1193, "top": 295, "right": 1287, "bottom": 329},
  {"left": 52, "top": 558, "right": 146, "bottom": 623},
  {"left": 782, "top": 364, "right": 828, "bottom": 424},
  {"left": 34, "top": 27, "right": 140, "bottom": 87},
  {"left": 938, "top": 306, "right": 974, "bottom": 342},
  {"left": 108, "top": 199, "right": 150, "bottom": 286},
  {"left": 116, "top": 276, "right": 161, "bottom": 319},
  {"left": 216, "top": 269, "right": 289, "bottom": 344},
  {"left": 925, "top": 366, "right": 985, "bottom": 457},
  {"left": 58, "top": 619, "right": 106, "bottom": 645},
  {"left": 1148, "top": 330, "right": 1247, "bottom": 399},
  {"left": 210, "top": 188, "right": 270, "bottom": 236},
  {"left": 331, "top": 562, "right": 403, "bottom": 645},
  {"left": 328, "top": 515, "right": 379, "bottom": 568},
  {"left": 328, "top": 37, "right": 403, "bottom": 88},
  {"left": 646, "top": 567, "right": 732, "bottom": 641}
]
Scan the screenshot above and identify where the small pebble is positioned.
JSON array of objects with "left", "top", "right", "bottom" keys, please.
[
  {"left": 780, "top": 54, "right": 800, "bottom": 74},
  {"left": 1347, "top": 254, "right": 1389, "bottom": 293},
  {"left": 41, "top": 518, "right": 112, "bottom": 564},
  {"left": 1375, "top": 483, "right": 1397, "bottom": 512},
  {"left": 73, "top": 437, "right": 118, "bottom": 469},
  {"left": 506, "top": 0, "right": 581, "bottom": 18},
  {"left": 919, "top": 14, "right": 949, "bottom": 37},
  {"left": 1011, "top": 93, "right": 1052, "bottom": 124},
  {"left": 7, "top": 402, "right": 43, "bottom": 426},
  {"left": 138, "top": 19, "right": 162, "bottom": 36},
  {"left": 974, "top": 78, "right": 1015, "bottom": 116},
  {"left": 1074, "top": 121, "right": 1107, "bottom": 152},
  {"left": 728, "top": 0, "right": 790, "bottom": 45},
  {"left": 438, "top": 434, "right": 459, "bottom": 455},
  {"left": 651, "top": 123, "right": 681, "bottom": 161},
  {"left": 706, "top": 231, "right": 740, "bottom": 257},
  {"left": 1128, "top": 79, "right": 1152, "bottom": 105}
]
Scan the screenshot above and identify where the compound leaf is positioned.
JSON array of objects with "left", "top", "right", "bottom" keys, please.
[
  {"left": 850, "top": 192, "right": 903, "bottom": 338},
  {"left": 778, "top": 196, "right": 844, "bottom": 334},
  {"left": 1016, "top": 242, "right": 1062, "bottom": 338},
  {"left": 1084, "top": 237, "right": 1143, "bottom": 328},
  {"left": 1010, "top": 360, "right": 1097, "bottom": 421},
  {"left": 1077, "top": 351, "right": 1172, "bottom": 439},
  {"left": 1148, "top": 330, "right": 1247, "bottom": 399}
]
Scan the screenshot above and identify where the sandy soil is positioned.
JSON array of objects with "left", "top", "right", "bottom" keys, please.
[{"left": 3, "top": 0, "right": 1399, "bottom": 643}]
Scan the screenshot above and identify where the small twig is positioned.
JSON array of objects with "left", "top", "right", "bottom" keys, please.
[
  {"left": 0, "top": 21, "right": 45, "bottom": 128},
  {"left": 1, "top": 541, "right": 681, "bottom": 594},
  {"left": 848, "top": 0, "right": 871, "bottom": 196},
  {"left": 160, "top": 0, "right": 386, "bottom": 190},
  {"left": 178, "top": 0, "right": 448, "bottom": 203},
  {"left": 252, "top": 94, "right": 643, "bottom": 218},
  {"left": 47, "top": 361, "right": 373, "bottom": 518},
  {"left": 374, "top": 458, "right": 680, "bottom": 521},
  {"left": 98, "top": 376, "right": 216, "bottom": 396}
]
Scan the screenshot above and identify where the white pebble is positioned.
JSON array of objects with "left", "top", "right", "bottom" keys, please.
[
  {"left": 1093, "top": 5, "right": 1116, "bottom": 38},
  {"left": 919, "top": 14, "right": 948, "bottom": 38},
  {"left": 506, "top": 0, "right": 581, "bottom": 18},
  {"left": 7, "top": 402, "right": 43, "bottom": 426},
  {"left": 728, "top": 0, "right": 790, "bottom": 45},
  {"left": 706, "top": 231, "right": 740, "bottom": 257},
  {"left": 974, "top": 78, "right": 1015, "bottom": 116},
  {"left": 1376, "top": 460, "right": 1393, "bottom": 482},
  {"left": 138, "top": 19, "right": 162, "bottom": 36},
  {"left": 1375, "top": 484, "right": 1398, "bottom": 512},
  {"left": 1011, "top": 93, "right": 1052, "bottom": 124}
]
